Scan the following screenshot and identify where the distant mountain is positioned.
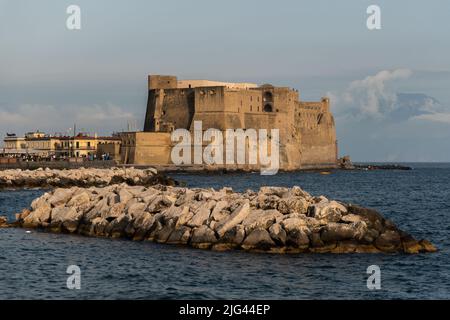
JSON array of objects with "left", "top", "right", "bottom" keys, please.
[{"left": 390, "top": 93, "right": 442, "bottom": 121}]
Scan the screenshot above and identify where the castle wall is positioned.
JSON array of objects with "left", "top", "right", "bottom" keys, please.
[
  {"left": 144, "top": 88, "right": 195, "bottom": 132},
  {"left": 296, "top": 100, "right": 337, "bottom": 167},
  {"left": 120, "top": 132, "right": 172, "bottom": 165},
  {"left": 148, "top": 75, "right": 177, "bottom": 90},
  {"left": 190, "top": 86, "right": 227, "bottom": 130}
]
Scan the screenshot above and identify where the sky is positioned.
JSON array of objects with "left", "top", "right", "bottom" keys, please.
[{"left": 0, "top": 0, "right": 449, "bottom": 161}]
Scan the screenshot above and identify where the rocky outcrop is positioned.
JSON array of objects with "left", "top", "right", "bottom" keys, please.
[
  {"left": 0, "top": 167, "right": 176, "bottom": 189},
  {"left": 0, "top": 216, "right": 8, "bottom": 228},
  {"left": 11, "top": 184, "right": 437, "bottom": 254}
]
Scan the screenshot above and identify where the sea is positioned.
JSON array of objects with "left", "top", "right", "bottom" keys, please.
[{"left": 0, "top": 163, "right": 449, "bottom": 299}]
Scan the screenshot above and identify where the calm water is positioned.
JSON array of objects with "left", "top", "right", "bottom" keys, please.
[{"left": 0, "top": 163, "right": 449, "bottom": 299}]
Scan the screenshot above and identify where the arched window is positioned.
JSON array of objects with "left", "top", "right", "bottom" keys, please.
[
  {"left": 264, "top": 104, "right": 273, "bottom": 112},
  {"left": 264, "top": 91, "right": 273, "bottom": 102}
]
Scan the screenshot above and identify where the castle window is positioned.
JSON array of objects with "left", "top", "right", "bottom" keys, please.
[
  {"left": 317, "top": 113, "right": 324, "bottom": 124},
  {"left": 264, "top": 91, "right": 273, "bottom": 102},
  {"left": 250, "top": 105, "right": 253, "bottom": 112},
  {"left": 264, "top": 104, "right": 273, "bottom": 112}
]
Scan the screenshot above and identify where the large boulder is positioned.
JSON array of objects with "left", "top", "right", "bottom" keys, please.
[
  {"left": 187, "top": 201, "right": 215, "bottom": 227},
  {"left": 50, "top": 206, "right": 83, "bottom": 233},
  {"left": 147, "top": 195, "right": 173, "bottom": 213},
  {"left": 418, "top": 239, "right": 437, "bottom": 253},
  {"left": 166, "top": 226, "right": 192, "bottom": 245},
  {"left": 241, "top": 228, "right": 275, "bottom": 251},
  {"left": 0, "top": 216, "right": 8, "bottom": 228},
  {"left": 259, "top": 186, "right": 289, "bottom": 197},
  {"left": 268, "top": 223, "right": 287, "bottom": 245},
  {"left": 308, "top": 200, "right": 347, "bottom": 222},
  {"left": 119, "top": 188, "right": 134, "bottom": 204},
  {"left": 67, "top": 191, "right": 91, "bottom": 207},
  {"left": 241, "top": 209, "right": 282, "bottom": 233},
  {"left": 290, "top": 186, "right": 312, "bottom": 199},
  {"left": 84, "top": 197, "right": 109, "bottom": 222},
  {"left": 129, "top": 212, "right": 155, "bottom": 241},
  {"left": 126, "top": 202, "right": 147, "bottom": 218},
  {"left": 220, "top": 225, "right": 246, "bottom": 246},
  {"left": 23, "top": 203, "right": 52, "bottom": 228},
  {"left": 320, "top": 221, "right": 368, "bottom": 243},
  {"left": 215, "top": 201, "right": 250, "bottom": 237},
  {"left": 91, "top": 217, "right": 110, "bottom": 237},
  {"left": 280, "top": 197, "right": 309, "bottom": 215},
  {"left": 48, "top": 188, "right": 75, "bottom": 207},
  {"left": 190, "top": 225, "right": 217, "bottom": 249},
  {"left": 285, "top": 227, "right": 310, "bottom": 248},
  {"left": 374, "top": 230, "right": 402, "bottom": 252},
  {"left": 175, "top": 207, "right": 194, "bottom": 228},
  {"left": 104, "top": 202, "right": 126, "bottom": 220},
  {"left": 255, "top": 194, "right": 280, "bottom": 210},
  {"left": 347, "top": 205, "right": 385, "bottom": 233},
  {"left": 340, "top": 214, "right": 362, "bottom": 223},
  {"left": 150, "top": 220, "right": 175, "bottom": 243},
  {"left": 210, "top": 201, "right": 230, "bottom": 221},
  {"left": 281, "top": 217, "right": 308, "bottom": 231},
  {"left": 107, "top": 214, "right": 131, "bottom": 238}
]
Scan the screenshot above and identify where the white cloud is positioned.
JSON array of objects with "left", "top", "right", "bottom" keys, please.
[
  {"left": 327, "top": 68, "right": 450, "bottom": 124},
  {"left": 412, "top": 112, "right": 450, "bottom": 124},
  {"left": 327, "top": 69, "right": 412, "bottom": 118},
  {"left": 348, "top": 69, "right": 412, "bottom": 116},
  {"left": 328, "top": 69, "right": 413, "bottom": 119}
]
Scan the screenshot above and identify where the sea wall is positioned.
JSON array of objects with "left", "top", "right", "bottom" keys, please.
[
  {"left": 5, "top": 184, "right": 437, "bottom": 254},
  {"left": 0, "top": 167, "right": 176, "bottom": 189},
  {"left": 0, "top": 160, "right": 117, "bottom": 171}
]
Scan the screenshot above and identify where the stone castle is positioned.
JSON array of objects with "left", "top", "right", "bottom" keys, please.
[{"left": 120, "top": 75, "right": 338, "bottom": 171}]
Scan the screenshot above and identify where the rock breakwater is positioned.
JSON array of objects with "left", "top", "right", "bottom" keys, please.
[
  {"left": 0, "top": 167, "right": 176, "bottom": 189},
  {"left": 5, "top": 184, "right": 437, "bottom": 254}
]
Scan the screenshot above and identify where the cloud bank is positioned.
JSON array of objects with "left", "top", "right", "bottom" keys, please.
[
  {"left": 0, "top": 103, "right": 140, "bottom": 137},
  {"left": 328, "top": 69, "right": 450, "bottom": 123},
  {"left": 328, "top": 69, "right": 450, "bottom": 162}
]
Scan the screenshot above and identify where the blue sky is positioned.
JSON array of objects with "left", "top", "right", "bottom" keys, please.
[{"left": 1, "top": 0, "right": 449, "bottom": 161}]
